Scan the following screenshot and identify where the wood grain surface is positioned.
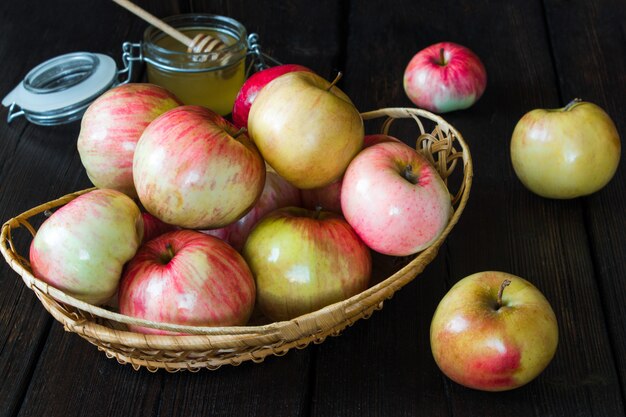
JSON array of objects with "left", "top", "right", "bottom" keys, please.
[{"left": 0, "top": 0, "right": 624, "bottom": 416}]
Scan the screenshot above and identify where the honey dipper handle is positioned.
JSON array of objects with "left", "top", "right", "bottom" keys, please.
[{"left": 112, "top": 0, "right": 193, "bottom": 47}]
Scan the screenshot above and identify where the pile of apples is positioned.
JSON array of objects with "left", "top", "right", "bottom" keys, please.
[
  {"left": 27, "top": 40, "right": 621, "bottom": 391},
  {"left": 29, "top": 64, "right": 454, "bottom": 333}
]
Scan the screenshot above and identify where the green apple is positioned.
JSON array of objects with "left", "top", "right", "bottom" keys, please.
[
  {"left": 242, "top": 206, "right": 371, "bottom": 321},
  {"left": 248, "top": 71, "right": 364, "bottom": 189},
  {"left": 510, "top": 99, "right": 621, "bottom": 199},
  {"left": 430, "top": 271, "right": 558, "bottom": 391},
  {"left": 29, "top": 189, "right": 143, "bottom": 305}
]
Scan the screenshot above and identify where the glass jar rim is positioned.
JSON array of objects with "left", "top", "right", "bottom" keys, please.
[{"left": 143, "top": 13, "right": 248, "bottom": 59}]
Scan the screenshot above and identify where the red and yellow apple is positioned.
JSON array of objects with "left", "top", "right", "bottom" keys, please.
[
  {"left": 133, "top": 105, "right": 266, "bottom": 229},
  {"left": 119, "top": 230, "right": 256, "bottom": 334},
  {"left": 510, "top": 99, "right": 621, "bottom": 199},
  {"left": 403, "top": 42, "right": 487, "bottom": 113},
  {"left": 248, "top": 71, "right": 364, "bottom": 189},
  {"left": 29, "top": 189, "right": 143, "bottom": 305},
  {"left": 242, "top": 207, "right": 371, "bottom": 321},
  {"left": 430, "top": 271, "right": 558, "bottom": 391},
  {"left": 341, "top": 141, "right": 452, "bottom": 256},
  {"left": 77, "top": 83, "right": 182, "bottom": 198}
]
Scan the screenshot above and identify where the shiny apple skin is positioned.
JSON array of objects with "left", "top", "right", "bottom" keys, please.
[
  {"left": 232, "top": 64, "right": 312, "bottom": 129},
  {"left": 430, "top": 271, "right": 558, "bottom": 392},
  {"left": 242, "top": 207, "right": 371, "bottom": 322},
  {"left": 403, "top": 42, "right": 487, "bottom": 113},
  {"left": 202, "top": 170, "right": 301, "bottom": 251},
  {"left": 29, "top": 189, "right": 143, "bottom": 305},
  {"left": 133, "top": 105, "right": 266, "bottom": 229},
  {"left": 77, "top": 83, "right": 182, "bottom": 198},
  {"left": 510, "top": 100, "right": 621, "bottom": 199},
  {"left": 119, "top": 230, "right": 256, "bottom": 334},
  {"left": 341, "top": 141, "right": 452, "bottom": 256},
  {"left": 300, "top": 134, "right": 403, "bottom": 213},
  {"left": 248, "top": 71, "right": 364, "bottom": 189}
]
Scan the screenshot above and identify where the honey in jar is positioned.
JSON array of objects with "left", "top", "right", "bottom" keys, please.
[{"left": 143, "top": 14, "right": 248, "bottom": 116}]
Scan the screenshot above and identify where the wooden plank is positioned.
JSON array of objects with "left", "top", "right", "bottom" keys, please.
[
  {"left": 543, "top": 0, "right": 626, "bottom": 402},
  {"left": 310, "top": 0, "right": 625, "bottom": 416}
]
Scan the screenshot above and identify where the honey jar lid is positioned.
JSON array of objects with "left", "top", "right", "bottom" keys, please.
[{"left": 2, "top": 52, "right": 118, "bottom": 126}]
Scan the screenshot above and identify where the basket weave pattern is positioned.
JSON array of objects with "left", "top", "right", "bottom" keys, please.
[{"left": 1, "top": 107, "right": 472, "bottom": 372}]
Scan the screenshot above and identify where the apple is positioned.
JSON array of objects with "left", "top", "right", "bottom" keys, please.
[
  {"left": 118, "top": 230, "right": 256, "bottom": 334},
  {"left": 510, "top": 99, "right": 621, "bottom": 199},
  {"left": 248, "top": 71, "right": 364, "bottom": 189},
  {"left": 29, "top": 189, "right": 143, "bottom": 305},
  {"left": 232, "top": 64, "right": 312, "bottom": 129},
  {"left": 77, "top": 83, "right": 182, "bottom": 198},
  {"left": 202, "top": 169, "right": 301, "bottom": 251},
  {"left": 300, "top": 134, "right": 403, "bottom": 213},
  {"left": 341, "top": 141, "right": 452, "bottom": 256},
  {"left": 430, "top": 271, "right": 558, "bottom": 391},
  {"left": 133, "top": 105, "right": 266, "bottom": 229},
  {"left": 141, "top": 212, "right": 177, "bottom": 243},
  {"left": 403, "top": 42, "right": 487, "bottom": 113},
  {"left": 242, "top": 207, "right": 372, "bottom": 321}
]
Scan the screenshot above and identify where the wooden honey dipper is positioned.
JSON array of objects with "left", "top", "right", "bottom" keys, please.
[{"left": 112, "top": 0, "right": 230, "bottom": 59}]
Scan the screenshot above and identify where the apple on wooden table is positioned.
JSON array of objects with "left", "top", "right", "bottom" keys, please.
[
  {"left": 29, "top": 189, "right": 144, "bottom": 305},
  {"left": 341, "top": 141, "right": 452, "bottom": 256},
  {"left": 77, "top": 83, "right": 182, "bottom": 198},
  {"left": 242, "top": 207, "right": 372, "bottom": 322},
  {"left": 430, "top": 271, "right": 558, "bottom": 391},
  {"left": 119, "top": 229, "right": 256, "bottom": 334},
  {"left": 403, "top": 42, "right": 487, "bottom": 113},
  {"left": 248, "top": 71, "right": 364, "bottom": 189},
  {"left": 232, "top": 64, "right": 312, "bottom": 129},
  {"left": 133, "top": 105, "right": 266, "bottom": 229},
  {"left": 510, "top": 98, "right": 621, "bottom": 199}
]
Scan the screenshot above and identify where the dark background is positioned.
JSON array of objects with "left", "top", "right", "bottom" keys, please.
[{"left": 0, "top": 0, "right": 625, "bottom": 416}]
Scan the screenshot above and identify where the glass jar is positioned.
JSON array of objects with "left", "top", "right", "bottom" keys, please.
[{"left": 142, "top": 14, "right": 248, "bottom": 116}]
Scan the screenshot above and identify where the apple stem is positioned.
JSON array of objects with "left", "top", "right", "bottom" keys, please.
[
  {"left": 327, "top": 72, "right": 343, "bottom": 91},
  {"left": 563, "top": 98, "right": 583, "bottom": 112},
  {"left": 232, "top": 127, "right": 248, "bottom": 139},
  {"left": 439, "top": 48, "right": 446, "bottom": 66},
  {"left": 497, "top": 279, "right": 512, "bottom": 309},
  {"left": 159, "top": 242, "right": 175, "bottom": 264},
  {"left": 402, "top": 164, "right": 418, "bottom": 184},
  {"left": 314, "top": 205, "right": 323, "bottom": 219}
]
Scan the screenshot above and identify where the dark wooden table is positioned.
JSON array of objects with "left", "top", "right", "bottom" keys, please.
[{"left": 1, "top": 0, "right": 625, "bottom": 416}]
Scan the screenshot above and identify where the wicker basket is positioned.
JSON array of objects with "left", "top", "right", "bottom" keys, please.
[{"left": 1, "top": 107, "right": 472, "bottom": 372}]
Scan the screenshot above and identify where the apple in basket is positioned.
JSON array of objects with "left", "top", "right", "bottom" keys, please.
[
  {"left": 202, "top": 169, "right": 301, "bottom": 251},
  {"left": 341, "top": 141, "right": 452, "bottom": 256},
  {"left": 403, "top": 42, "right": 487, "bottom": 113},
  {"left": 248, "top": 71, "right": 364, "bottom": 189},
  {"left": 430, "top": 271, "right": 558, "bottom": 391},
  {"left": 242, "top": 207, "right": 371, "bottom": 322},
  {"left": 133, "top": 105, "right": 266, "bottom": 229},
  {"left": 29, "top": 189, "right": 143, "bottom": 305},
  {"left": 301, "top": 134, "right": 403, "bottom": 213},
  {"left": 119, "top": 230, "right": 256, "bottom": 334},
  {"left": 77, "top": 83, "right": 182, "bottom": 198},
  {"left": 232, "top": 63, "right": 313, "bottom": 129},
  {"left": 510, "top": 99, "right": 621, "bottom": 199}
]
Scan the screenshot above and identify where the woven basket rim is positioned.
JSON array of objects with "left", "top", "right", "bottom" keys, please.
[{"left": 1, "top": 106, "right": 473, "bottom": 366}]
